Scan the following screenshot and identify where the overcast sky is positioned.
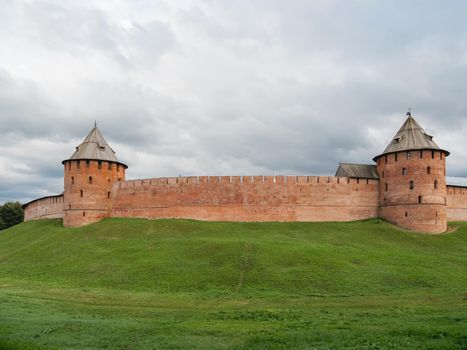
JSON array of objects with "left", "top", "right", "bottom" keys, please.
[{"left": 1, "top": 0, "right": 467, "bottom": 204}]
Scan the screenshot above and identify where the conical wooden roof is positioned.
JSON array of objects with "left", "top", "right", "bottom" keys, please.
[
  {"left": 63, "top": 125, "right": 127, "bottom": 167},
  {"left": 373, "top": 113, "right": 449, "bottom": 161}
]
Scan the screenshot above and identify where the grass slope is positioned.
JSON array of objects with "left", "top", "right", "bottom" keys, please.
[{"left": 0, "top": 218, "right": 466, "bottom": 349}]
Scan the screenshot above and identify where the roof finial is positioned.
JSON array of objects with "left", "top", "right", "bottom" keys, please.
[
  {"left": 407, "top": 108, "right": 412, "bottom": 117},
  {"left": 94, "top": 120, "right": 97, "bottom": 128}
]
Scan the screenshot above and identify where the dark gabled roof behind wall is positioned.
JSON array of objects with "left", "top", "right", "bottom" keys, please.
[{"left": 335, "top": 163, "right": 379, "bottom": 179}]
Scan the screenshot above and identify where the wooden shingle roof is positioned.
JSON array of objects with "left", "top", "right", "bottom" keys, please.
[
  {"left": 62, "top": 125, "right": 127, "bottom": 167},
  {"left": 373, "top": 112, "right": 449, "bottom": 161}
]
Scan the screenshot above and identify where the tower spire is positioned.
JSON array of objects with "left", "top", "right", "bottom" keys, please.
[
  {"left": 63, "top": 124, "right": 127, "bottom": 165},
  {"left": 373, "top": 111, "right": 449, "bottom": 161}
]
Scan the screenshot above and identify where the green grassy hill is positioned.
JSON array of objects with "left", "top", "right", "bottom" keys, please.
[{"left": 0, "top": 219, "right": 466, "bottom": 349}]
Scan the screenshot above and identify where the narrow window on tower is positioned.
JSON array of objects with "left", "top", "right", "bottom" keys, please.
[
  {"left": 98, "top": 160, "right": 102, "bottom": 169},
  {"left": 418, "top": 195, "right": 422, "bottom": 204},
  {"left": 427, "top": 166, "right": 431, "bottom": 174},
  {"left": 77, "top": 160, "right": 80, "bottom": 169},
  {"left": 440, "top": 152, "right": 443, "bottom": 160},
  {"left": 402, "top": 167, "right": 407, "bottom": 176},
  {"left": 80, "top": 190, "right": 83, "bottom": 197},
  {"left": 382, "top": 171, "right": 385, "bottom": 178},
  {"left": 107, "top": 191, "right": 111, "bottom": 199},
  {"left": 395, "top": 153, "right": 398, "bottom": 162},
  {"left": 431, "top": 151, "right": 435, "bottom": 159},
  {"left": 434, "top": 180, "right": 438, "bottom": 190},
  {"left": 406, "top": 151, "right": 411, "bottom": 160},
  {"left": 71, "top": 176, "right": 74, "bottom": 185},
  {"left": 89, "top": 176, "right": 93, "bottom": 184},
  {"left": 410, "top": 180, "right": 414, "bottom": 190},
  {"left": 419, "top": 150, "right": 423, "bottom": 159},
  {"left": 83, "top": 212, "right": 86, "bottom": 217},
  {"left": 405, "top": 212, "right": 408, "bottom": 217},
  {"left": 108, "top": 162, "right": 111, "bottom": 170},
  {"left": 385, "top": 183, "right": 388, "bottom": 191},
  {"left": 385, "top": 155, "right": 388, "bottom": 164},
  {"left": 86, "top": 160, "right": 90, "bottom": 168}
]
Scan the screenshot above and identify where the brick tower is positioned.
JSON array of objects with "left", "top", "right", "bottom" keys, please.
[
  {"left": 62, "top": 124, "right": 127, "bottom": 227},
  {"left": 374, "top": 112, "right": 449, "bottom": 233}
]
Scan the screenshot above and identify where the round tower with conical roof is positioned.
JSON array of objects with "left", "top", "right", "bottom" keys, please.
[
  {"left": 62, "top": 125, "right": 127, "bottom": 227},
  {"left": 374, "top": 112, "right": 449, "bottom": 233}
]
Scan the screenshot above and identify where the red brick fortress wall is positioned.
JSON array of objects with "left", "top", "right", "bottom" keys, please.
[
  {"left": 23, "top": 195, "right": 64, "bottom": 221},
  {"left": 63, "top": 159, "right": 126, "bottom": 227},
  {"left": 110, "top": 175, "right": 379, "bottom": 222},
  {"left": 376, "top": 150, "right": 447, "bottom": 234},
  {"left": 446, "top": 185, "right": 467, "bottom": 221}
]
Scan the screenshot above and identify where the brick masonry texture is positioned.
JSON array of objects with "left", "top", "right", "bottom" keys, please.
[
  {"left": 23, "top": 195, "right": 64, "bottom": 221},
  {"left": 446, "top": 186, "right": 467, "bottom": 221},
  {"left": 22, "top": 120, "right": 467, "bottom": 234},
  {"left": 376, "top": 150, "right": 447, "bottom": 234},
  {"left": 62, "top": 159, "right": 126, "bottom": 227},
  {"left": 110, "top": 176, "right": 379, "bottom": 222},
  {"left": 24, "top": 168, "right": 467, "bottom": 233}
]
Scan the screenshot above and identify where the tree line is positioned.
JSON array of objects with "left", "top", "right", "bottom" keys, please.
[{"left": 0, "top": 202, "right": 24, "bottom": 230}]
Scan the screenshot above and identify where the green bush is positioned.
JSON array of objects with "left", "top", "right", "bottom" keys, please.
[{"left": 0, "top": 201, "right": 24, "bottom": 230}]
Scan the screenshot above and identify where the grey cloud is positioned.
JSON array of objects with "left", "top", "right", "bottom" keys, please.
[
  {"left": 1, "top": 0, "right": 467, "bottom": 204},
  {"left": 25, "top": 2, "right": 119, "bottom": 56},
  {"left": 23, "top": 1, "right": 175, "bottom": 68}
]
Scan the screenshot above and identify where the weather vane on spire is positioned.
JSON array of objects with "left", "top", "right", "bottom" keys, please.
[{"left": 407, "top": 108, "right": 412, "bottom": 117}]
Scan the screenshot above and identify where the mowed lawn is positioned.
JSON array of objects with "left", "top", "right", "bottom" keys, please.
[{"left": 0, "top": 218, "right": 466, "bottom": 349}]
